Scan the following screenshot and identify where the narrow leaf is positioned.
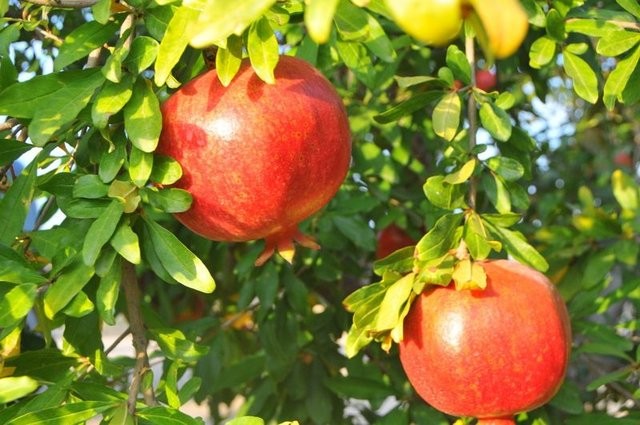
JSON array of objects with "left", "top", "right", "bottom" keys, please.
[
  {"left": 433, "top": 92, "right": 461, "bottom": 141},
  {"left": 6, "top": 401, "right": 117, "bottom": 425},
  {"left": 82, "top": 200, "right": 124, "bottom": 266},
  {"left": 44, "top": 260, "right": 95, "bottom": 319},
  {"left": 154, "top": 6, "right": 199, "bottom": 86},
  {"left": 54, "top": 20, "right": 120, "bottom": 70},
  {"left": 247, "top": 17, "right": 279, "bottom": 84},
  {"left": 563, "top": 50, "right": 599, "bottom": 104},
  {"left": 124, "top": 78, "right": 162, "bottom": 153},
  {"left": 0, "top": 376, "right": 39, "bottom": 404},
  {"left": 216, "top": 34, "right": 243, "bottom": 87},
  {"left": 0, "top": 284, "right": 37, "bottom": 327},
  {"left": 143, "top": 217, "right": 215, "bottom": 293},
  {"left": 0, "top": 160, "right": 36, "bottom": 245},
  {"left": 479, "top": 102, "right": 512, "bottom": 141},
  {"left": 304, "top": 0, "right": 339, "bottom": 44}
]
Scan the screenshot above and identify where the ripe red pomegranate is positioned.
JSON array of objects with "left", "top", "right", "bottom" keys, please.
[
  {"left": 375, "top": 224, "right": 415, "bottom": 259},
  {"left": 158, "top": 56, "right": 352, "bottom": 265},
  {"left": 399, "top": 260, "right": 571, "bottom": 424},
  {"left": 475, "top": 68, "right": 497, "bottom": 91}
]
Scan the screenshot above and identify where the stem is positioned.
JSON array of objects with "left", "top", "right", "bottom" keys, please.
[
  {"left": 104, "top": 326, "right": 131, "bottom": 356},
  {"left": 466, "top": 34, "right": 478, "bottom": 210},
  {"left": 122, "top": 261, "right": 156, "bottom": 414}
]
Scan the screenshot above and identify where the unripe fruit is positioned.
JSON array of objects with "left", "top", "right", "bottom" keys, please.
[
  {"left": 399, "top": 260, "right": 571, "bottom": 422},
  {"left": 468, "top": 0, "right": 529, "bottom": 58},
  {"left": 385, "top": 0, "right": 463, "bottom": 46},
  {"left": 158, "top": 56, "right": 352, "bottom": 265}
]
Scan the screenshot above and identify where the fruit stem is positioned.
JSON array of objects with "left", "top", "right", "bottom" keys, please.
[{"left": 465, "top": 33, "right": 478, "bottom": 210}]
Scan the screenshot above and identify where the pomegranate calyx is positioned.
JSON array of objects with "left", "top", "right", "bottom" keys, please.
[{"left": 254, "top": 228, "right": 320, "bottom": 266}]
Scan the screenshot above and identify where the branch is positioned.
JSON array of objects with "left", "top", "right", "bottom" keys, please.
[
  {"left": 21, "top": 0, "right": 99, "bottom": 8},
  {"left": 122, "top": 261, "right": 157, "bottom": 414},
  {"left": 465, "top": 34, "right": 478, "bottom": 210}
]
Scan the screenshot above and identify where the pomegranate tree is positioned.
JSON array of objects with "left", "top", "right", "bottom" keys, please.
[
  {"left": 399, "top": 260, "right": 571, "bottom": 424},
  {"left": 158, "top": 56, "right": 352, "bottom": 265}
]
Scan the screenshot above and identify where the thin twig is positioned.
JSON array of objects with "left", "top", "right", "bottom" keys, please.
[
  {"left": 35, "top": 26, "right": 63, "bottom": 46},
  {"left": 466, "top": 35, "right": 478, "bottom": 210},
  {"left": 122, "top": 261, "right": 157, "bottom": 414},
  {"left": 22, "top": 0, "right": 99, "bottom": 8},
  {"left": 104, "top": 326, "right": 132, "bottom": 356}
]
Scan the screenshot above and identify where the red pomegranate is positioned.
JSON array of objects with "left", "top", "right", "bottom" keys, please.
[
  {"left": 158, "top": 56, "right": 352, "bottom": 265},
  {"left": 399, "top": 260, "right": 571, "bottom": 424},
  {"left": 475, "top": 68, "right": 497, "bottom": 92},
  {"left": 375, "top": 224, "right": 415, "bottom": 259}
]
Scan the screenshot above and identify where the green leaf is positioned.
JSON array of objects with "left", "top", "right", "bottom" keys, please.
[
  {"left": 63, "top": 290, "right": 95, "bottom": 318},
  {"left": 6, "top": 401, "right": 118, "bottom": 425},
  {"left": 54, "top": 20, "right": 120, "bottom": 71},
  {"left": 124, "top": 78, "right": 162, "bottom": 153},
  {"left": 247, "top": 17, "right": 279, "bottom": 84},
  {"left": 82, "top": 200, "right": 124, "bottom": 266},
  {"left": 566, "top": 18, "right": 623, "bottom": 38},
  {"left": 363, "top": 12, "right": 396, "bottom": 62},
  {"left": 128, "top": 146, "right": 154, "bottom": 188},
  {"left": 91, "top": 76, "right": 134, "bottom": 128},
  {"left": 110, "top": 223, "right": 141, "bottom": 264},
  {"left": 304, "top": 0, "right": 339, "bottom": 44},
  {"left": 99, "top": 139, "right": 127, "bottom": 183},
  {"left": 142, "top": 187, "right": 192, "bottom": 213},
  {"left": 96, "top": 257, "right": 121, "bottom": 325},
  {"left": 617, "top": 0, "right": 640, "bottom": 18},
  {"left": 443, "top": 158, "right": 476, "bottom": 184},
  {"left": 333, "top": 0, "right": 369, "bottom": 41},
  {"left": 0, "top": 69, "right": 104, "bottom": 146},
  {"left": 44, "top": 260, "right": 96, "bottom": 319},
  {"left": 479, "top": 101, "right": 512, "bottom": 141},
  {"left": 546, "top": 8, "right": 566, "bottom": 41},
  {"left": 374, "top": 273, "right": 414, "bottom": 331},
  {"left": 102, "top": 29, "right": 131, "bottom": 84},
  {"left": 612, "top": 169, "right": 639, "bottom": 211},
  {"left": 154, "top": 5, "right": 199, "bottom": 86},
  {"left": 0, "top": 258, "right": 47, "bottom": 285},
  {"left": 415, "top": 213, "right": 463, "bottom": 263},
  {"left": 563, "top": 50, "right": 599, "bottom": 104},
  {"left": 483, "top": 173, "right": 511, "bottom": 214},
  {"left": 165, "top": 362, "right": 181, "bottom": 409},
  {"left": 0, "top": 283, "right": 37, "bottom": 327},
  {"left": 464, "top": 212, "right": 494, "bottom": 260},
  {"left": 529, "top": 36, "right": 557, "bottom": 69},
  {"left": 374, "top": 91, "right": 442, "bottom": 124},
  {"left": 4, "top": 349, "right": 79, "bottom": 381},
  {"left": 216, "top": 34, "right": 243, "bottom": 87},
  {"left": 0, "top": 376, "right": 39, "bottom": 404},
  {"left": 446, "top": 45, "right": 472, "bottom": 84},
  {"left": 603, "top": 45, "right": 640, "bottom": 109},
  {"left": 73, "top": 174, "right": 109, "bottom": 199},
  {"left": 597, "top": 30, "right": 640, "bottom": 56},
  {"left": 91, "top": 0, "right": 111, "bottom": 24},
  {"left": 124, "top": 36, "right": 159, "bottom": 75},
  {"left": 484, "top": 220, "right": 549, "bottom": 272},
  {"left": 423, "top": 175, "right": 467, "bottom": 210},
  {"left": 0, "top": 139, "right": 32, "bottom": 166},
  {"left": 432, "top": 92, "right": 461, "bottom": 141},
  {"left": 486, "top": 156, "right": 525, "bottom": 181},
  {"left": 150, "top": 155, "right": 183, "bottom": 185},
  {"left": 143, "top": 217, "right": 215, "bottom": 293},
  {"left": 149, "top": 328, "right": 209, "bottom": 363},
  {"left": 0, "top": 160, "right": 36, "bottom": 245},
  {"left": 189, "top": 0, "right": 276, "bottom": 49},
  {"left": 332, "top": 215, "right": 375, "bottom": 250}
]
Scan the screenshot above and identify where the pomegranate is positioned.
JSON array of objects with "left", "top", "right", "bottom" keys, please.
[
  {"left": 158, "top": 56, "right": 352, "bottom": 265},
  {"left": 375, "top": 224, "right": 415, "bottom": 259},
  {"left": 399, "top": 260, "right": 571, "bottom": 424},
  {"left": 475, "top": 68, "right": 497, "bottom": 92}
]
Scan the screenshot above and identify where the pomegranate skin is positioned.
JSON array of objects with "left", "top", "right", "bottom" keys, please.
[
  {"left": 375, "top": 224, "right": 415, "bottom": 259},
  {"left": 399, "top": 260, "right": 571, "bottom": 420},
  {"left": 158, "top": 56, "right": 351, "bottom": 246}
]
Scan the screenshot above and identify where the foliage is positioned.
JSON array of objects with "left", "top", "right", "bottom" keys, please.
[{"left": 0, "top": 0, "right": 639, "bottom": 424}]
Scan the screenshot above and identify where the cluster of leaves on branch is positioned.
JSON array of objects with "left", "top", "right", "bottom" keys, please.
[{"left": 0, "top": 0, "right": 639, "bottom": 424}]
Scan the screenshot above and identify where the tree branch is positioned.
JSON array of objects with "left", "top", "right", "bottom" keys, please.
[
  {"left": 122, "top": 261, "right": 157, "bottom": 414},
  {"left": 21, "top": 0, "right": 99, "bottom": 8},
  {"left": 465, "top": 34, "right": 478, "bottom": 210}
]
